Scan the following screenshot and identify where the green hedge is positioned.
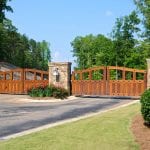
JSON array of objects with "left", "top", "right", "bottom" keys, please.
[
  {"left": 140, "top": 89, "right": 150, "bottom": 125},
  {"left": 28, "top": 85, "right": 68, "bottom": 99}
]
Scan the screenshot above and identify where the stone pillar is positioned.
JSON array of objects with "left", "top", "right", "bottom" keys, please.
[
  {"left": 48, "top": 62, "right": 72, "bottom": 94},
  {"left": 147, "top": 59, "right": 150, "bottom": 89}
]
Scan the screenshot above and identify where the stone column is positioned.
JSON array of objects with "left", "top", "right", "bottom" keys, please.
[
  {"left": 48, "top": 62, "right": 72, "bottom": 95},
  {"left": 147, "top": 59, "right": 150, "bottom": 89}
]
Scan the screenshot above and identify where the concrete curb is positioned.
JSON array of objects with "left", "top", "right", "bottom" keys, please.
[
  {"left": 0, "top": 94, "right": 78, "bottom": 103},
  {"left": 0, "top": 100, "right": 140, "bottom": 140},
  {"left": 18, "top": 96, "right": 78, "bottom": 103}
]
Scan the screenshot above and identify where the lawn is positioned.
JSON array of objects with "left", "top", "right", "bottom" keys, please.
[{"left": 0, "top": 103, "right": 140, "bottom": 150}]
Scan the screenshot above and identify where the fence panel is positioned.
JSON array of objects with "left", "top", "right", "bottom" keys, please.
[
  {"left": 72, "top": 66, "right": 147, "bottom": 97},
  {"left": 0, "top": 68, "right": 49, "bottom": 94},
  {"left": 72, "top": 67, "right": 107, "bottom": 95}
]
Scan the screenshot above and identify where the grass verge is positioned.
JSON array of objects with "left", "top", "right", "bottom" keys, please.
[{"left": 0, "top": 103, "right": 140, "bottom": 150}]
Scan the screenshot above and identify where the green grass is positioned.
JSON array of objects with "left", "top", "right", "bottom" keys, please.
[{"left": 0, "top": 103, "right": 140, "bottom": 150}]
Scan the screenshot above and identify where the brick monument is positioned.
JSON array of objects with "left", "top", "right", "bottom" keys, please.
[{"left": 48, "top": 62, "right": 72, "bottom": 94}]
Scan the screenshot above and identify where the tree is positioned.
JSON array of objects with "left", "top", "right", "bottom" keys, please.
[
  {"left": 111, "top": 11, "right": 141, "bottom": 67},
  {"left": 39, "top": 40, "right": 51, "bottom": 70},
  {"left": 134, "top": 0, "right": 150, "bottom": 40},
  {"left": 71, "top": 34, "right": 95, "bottom": 69},
  {"left": 0, "top": 19, "right": 18, "bottom": 62},
  {"left": 71, "top": 34, "right": 113, "bottom": 69},
  {"left": 133, "top": 0, "right": 150, "bottom": 69},
  {"left": 0, "top": 0, "right": 13, "bottom": 62},
  {"left": 0, "top": 19, "right": 51, "bottom": 70},
  {"left": 0, "top": 1, "right": 51, "bottom": 70},
  {"left": 134, "top": 0, "right": 150, "bottom": 66},
  {"left": 0, "top": 0, "right": 13, "bottom": 23}
]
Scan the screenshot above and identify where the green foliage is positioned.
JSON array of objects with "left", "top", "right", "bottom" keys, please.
[
  {"left": 0, "top": 1, "right": 51, "bottom": 70},
  {"left": 52, "top": 88, "right": 68, "bottom": 99},
  {"left": 134, "top": 0, "right": 150, "bottom": 39},
  {"left": 28, "top": 86, "right": 45, "bottom": 97},
  {"left": 28, "top": 85, "right": 69, "bottom": 99},
  {"left": 43, "top": 86, "right": 53, "bottom": 97},
  {"left": 92, "top": 70, "right": 103, "bottom": 80},
  {"left": 82, "top": 72, "right": 89, "bottom": 80},
  {"left": 140, "top": 89, "right": 150, "bottom": 124},
  {"left": 71, "top": 10, "right": 149, "bottom": 70},
  {"left": 0, "top": 0, "right": 13, "bottom": 23},
  {"left": 0, "top": 20, "right": 51, "bottom": 70},
  {"left": 71, "top": 34, "right": 114, "bottom": 69},
  {"left": 111, "top": 11, "right": 141, "bottom": 67}
]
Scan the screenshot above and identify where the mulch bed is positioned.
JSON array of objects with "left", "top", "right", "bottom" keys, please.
[{"left": 131, "top": 114, "right": 150, "bottom": 150}]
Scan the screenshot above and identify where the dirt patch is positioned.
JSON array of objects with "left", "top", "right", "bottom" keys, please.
[{"left": 131, "top": 114, "right": 150, "bottom": 150}]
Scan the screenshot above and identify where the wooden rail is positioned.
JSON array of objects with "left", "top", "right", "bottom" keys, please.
[
  {"left": 72, "top": 66, "right": 147, "bottom": 96},
  {"left": 0, "top": 68, "right": 49, "bottom": 94}
]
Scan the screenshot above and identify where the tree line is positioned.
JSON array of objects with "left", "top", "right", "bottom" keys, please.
[
  {"left": 71, "top": 0, "right": 150, "bottom": 70},
  {"left": 0, "top": 0, "right": 51, "bottom": 70},
  {"left": 0, "top": 0, "right": 149, "bottom": 71}
]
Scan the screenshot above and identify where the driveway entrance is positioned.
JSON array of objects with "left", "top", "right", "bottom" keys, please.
[{"left": 0, "top": 94, "right": 133, "bottom": 139}]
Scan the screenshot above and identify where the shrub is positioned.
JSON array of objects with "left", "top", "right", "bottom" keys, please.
[
  {"left": 43, "top": 86, "right": 53, "bottom": 97},
  {"left": 140, "top": 89, "right": 150, "bottom": 125},
  {"left": 52, "top": 87, "right": 68, "bottom": 99},
  {"left": 28, "top": 86, "right": 45, "bottom": 97},
  {"left": 28, "top": 85, "right": 69, "bottom": 99},
  {"left": 28, "top": 88, "right": 39, "bottom": 97}
]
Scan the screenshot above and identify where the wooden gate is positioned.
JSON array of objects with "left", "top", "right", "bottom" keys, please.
[
  {"left": 0, "top": 69, "right": 49, "bottom": 94},
  {"left": 72, "top": 66, "right": 147, "bottom": 96}
]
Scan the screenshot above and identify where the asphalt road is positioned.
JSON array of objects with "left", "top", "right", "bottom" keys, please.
[{"left": 0, "top": 94, "right": 133, "bottom": 139}]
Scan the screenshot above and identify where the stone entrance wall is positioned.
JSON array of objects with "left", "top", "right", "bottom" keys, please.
[
  {"left": 48, "top": 62, "right": 72, "bottom": 94},
  {"left": 147, "top": 59, "right": 150, "bottom": 89}
]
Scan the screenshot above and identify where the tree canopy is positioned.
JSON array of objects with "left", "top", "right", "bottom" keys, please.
[
  {"left": 0, "top": 0, "right": 51, "bottom": 70},
  {"left": 71, "top": 34, "right": 113, "bottom": 69},
  {"left": 71, "top": 1, "right": 150, "bottom": 70},
  {"left": 0, "top": 0, "right": 13, "bottom": 23},
  {"left": 134, "top": 0, "right": 150, "bottom": 40}
]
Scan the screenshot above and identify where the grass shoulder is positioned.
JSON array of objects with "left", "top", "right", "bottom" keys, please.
[{"left": 0, "top": 103, "right": 140, "bottom": 150}]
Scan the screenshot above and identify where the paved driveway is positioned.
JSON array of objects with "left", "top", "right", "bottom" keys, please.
[{"left": 0, "top": 94, "right": 133, "bottom": 139}]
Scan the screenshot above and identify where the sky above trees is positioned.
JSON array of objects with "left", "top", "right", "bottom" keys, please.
[{"left": 6, "top": 0, "right": 137, "bottom": 65}]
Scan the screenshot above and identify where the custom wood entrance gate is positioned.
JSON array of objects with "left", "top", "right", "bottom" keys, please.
[
  {"left": 72, "top": 66, "right": 147, "bottom": 96},
  {"left": 0, "top": 69, "right": 49, "bottom": 94}
]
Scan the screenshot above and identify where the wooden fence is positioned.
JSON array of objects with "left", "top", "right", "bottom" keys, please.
[
  {"left": 72, "top": 66, "right": 147, "bottom": 96},
  {"left": 0, "top": 68, "right": 49, "bottom": 94}
]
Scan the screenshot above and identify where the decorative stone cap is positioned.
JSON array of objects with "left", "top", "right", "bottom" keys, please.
[{"left": 48, "top": 62, "right": 72, "bottom": 67}]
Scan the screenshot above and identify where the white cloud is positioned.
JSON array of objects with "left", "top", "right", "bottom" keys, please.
[
  {"left": 105, "top": 10, "right": 113, "bottom": 17},
  {"left": 53, "top": 51, "right": 60, "bottom": 61}
]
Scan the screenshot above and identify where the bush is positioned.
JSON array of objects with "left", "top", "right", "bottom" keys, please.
[
  {"left": 28, "top": 86, "right": 45, "bottom": 97},
  {"left": 43, "top": 86, "right": 53, "bottom": 97},
  {"left": 140, "top": 89, "right": 150, "bottom": 125},
  {"left": 52, "top": 87, "right": 68, "bottom": 99},
  {"left": 28, "top": 85, "right": 69, "bottom": 99}
]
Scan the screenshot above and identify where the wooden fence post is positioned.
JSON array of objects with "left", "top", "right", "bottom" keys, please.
[{"left": 21, "top": 69, "right": 24, "bottom": 93}]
